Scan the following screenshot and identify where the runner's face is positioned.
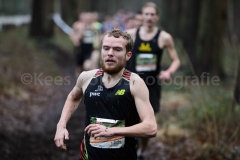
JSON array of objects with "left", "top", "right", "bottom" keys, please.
[
  {"left": 142, "top": 7, "right": 159, "bottom": 27},
  {"left": 134, "top": 14, "right": 143, "bottom": 27},
  {"left": 100, "top": 36, "right": 130, "bottom": 74}
]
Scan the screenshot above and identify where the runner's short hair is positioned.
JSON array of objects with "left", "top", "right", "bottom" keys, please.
[
  {"left": 101, "top": 28, "right": 133, "bottom": 53},
  {"left": 142, "top": 2, "right": 159, "bottom": 15}
]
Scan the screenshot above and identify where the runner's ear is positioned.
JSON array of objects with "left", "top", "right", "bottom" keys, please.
[{"left": 126, "top": 51, "right": 132, "bottom": 61}]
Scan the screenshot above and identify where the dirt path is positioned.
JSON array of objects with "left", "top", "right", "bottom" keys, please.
[{"left": 0, "top": 44, "right": 86, "bottom": 160}]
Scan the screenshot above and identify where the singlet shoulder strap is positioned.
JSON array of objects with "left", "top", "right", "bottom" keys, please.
[
  {"left": 93, "top": 68, "right": 103, "bottom": 78},
  {"left": 135, "top": 28, "right": 140, "bottom": 40},
  {"left": 153, "top": 29, "right": 161, "bottom": 40},
  {"left": 122, "top": 69, "right": 131, "bottom": 81}
]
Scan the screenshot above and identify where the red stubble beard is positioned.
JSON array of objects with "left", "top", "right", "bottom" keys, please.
[{"left": 100, "top": 57, "right": 126, "bottom": 75}]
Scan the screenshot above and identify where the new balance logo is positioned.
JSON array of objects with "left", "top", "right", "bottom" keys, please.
[{"left": 115, "top": 89, "right": 125, "bottom": 95}]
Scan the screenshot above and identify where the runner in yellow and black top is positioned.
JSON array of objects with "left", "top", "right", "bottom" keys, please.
[
  {"left": 126, "top": 28, "right": 163, "bottom": 112},
  {"left": 125, "top": 2, "right": 180, "bottom": 160},
  {"left": 54, "top": 28, "right": 157, "bottom": 160}
]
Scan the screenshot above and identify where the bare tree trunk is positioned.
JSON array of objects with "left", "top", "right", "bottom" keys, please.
[
  {"left": 61, "top": 0, "right": 84, "bottom": 26},
  {"left": 231, "top": 0, "right": 240, "bottom": 104},
  {"left": 234, "top": 57, "right": 240, "bottom": 104},
  {"left": 160, "top": 0, "right": 182, "bottom": 36},
  {"left": 195, "top": 0, "right": 227, "bottom": 77},
  {"left": 29, "top": 0, "right": 54, "bottom": 38},
  {"left": 232, "top": 0, "right": 240, "bottom": 41},
  {"left": 179, "top": 0, "right": 201, "bottom": 68}
]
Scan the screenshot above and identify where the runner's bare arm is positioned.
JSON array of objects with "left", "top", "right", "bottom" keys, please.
[
  {"left": 125, "top": 28, "right": 137, "bottom": 41},
  {"left": 69, "top": 22, "right": 84, "bottom": 46},
  {"left": 54, "top": 73, "right": 84, "bottom": 150},
  {"left": 159, "top": 31, "right": 180, "bottom": 80},
  {"left": 85, "top": 73, "right": 157, "bottom": 138},
  {"left": 54, "top": 70, "right": 98, "bottom": 150}
]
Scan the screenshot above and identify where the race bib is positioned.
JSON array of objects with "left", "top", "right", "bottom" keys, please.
[
  {"left": 136, "top": 53, "right": 157, "bottom": 72},
  {"left": 90, "top": 117, "right": 125, "bottom": 149},
  {"left": 83, "top": 30, "right": 96, "bottom": 44}
]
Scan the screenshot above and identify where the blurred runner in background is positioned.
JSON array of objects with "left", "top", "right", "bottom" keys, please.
[
  {"left": 126, "top": 2, "right": 180, "bottom": 160},
  {"left": 70, "top": 12, "right": 101, "bottom": 76},
  {"left": 134, "top": 11, "right": 143, "bottom": 28}
]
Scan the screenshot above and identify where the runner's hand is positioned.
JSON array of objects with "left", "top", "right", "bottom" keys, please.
[
  {"left": 159, "top": 70, "right": 172, "bottom": 81},
  {"left": 54, "top": 127, "right": 69, "bottom": 150},
  {"left": 85, "top": 124, "right": 113, "bottom": 137}
]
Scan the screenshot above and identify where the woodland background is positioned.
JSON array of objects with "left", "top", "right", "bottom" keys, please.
[{"left": 0, "top": 0, "right": 240, "bottom": 159}]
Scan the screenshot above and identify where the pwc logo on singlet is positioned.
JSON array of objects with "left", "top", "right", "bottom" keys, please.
[{"left": 90, "top": 92, "right": 100, "bottom": 97}]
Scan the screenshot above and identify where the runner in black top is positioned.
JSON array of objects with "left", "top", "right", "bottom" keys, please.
[
  {"left": 80, "top": 69, "right": 139, "bottom": 160},
  {"left": 70, "top": 12, "right": 100, "bottom": 75},
  {"left": 54, "top": 28, "right": 157, "bottom": 160},
  {"left": 126, "top": 28, "right": 163, "bottom": 112},
  {"left": 126, "top": 2, "right": 180, "bottom": 160}
]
